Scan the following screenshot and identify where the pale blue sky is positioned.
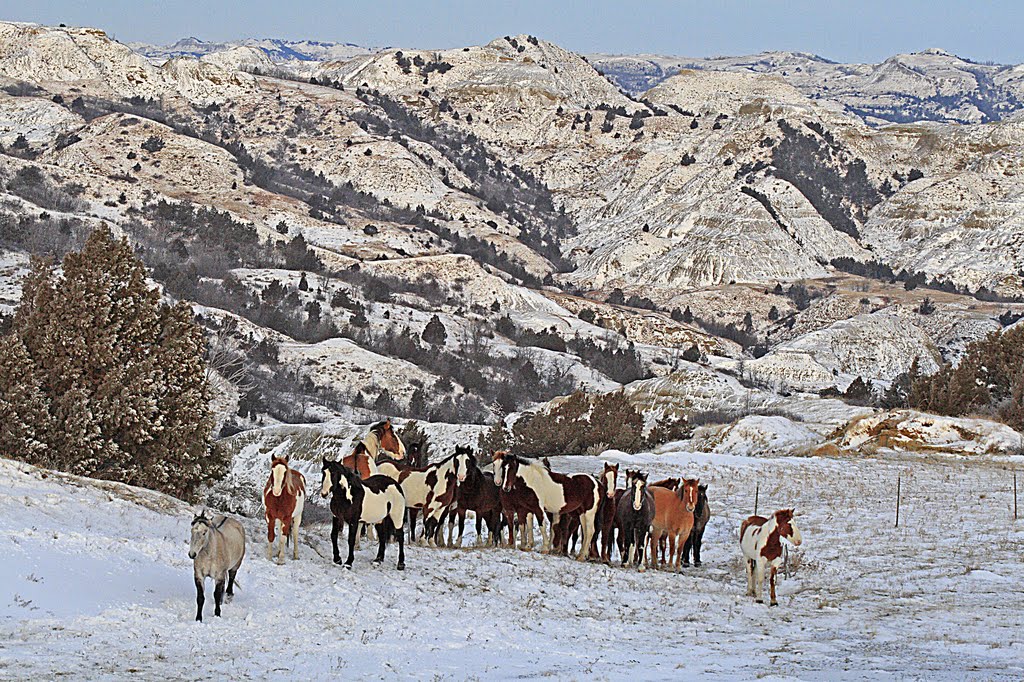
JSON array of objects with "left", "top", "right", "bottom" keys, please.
[{"left": 1, "top": 0, "right": 1021, "bottom": 63}]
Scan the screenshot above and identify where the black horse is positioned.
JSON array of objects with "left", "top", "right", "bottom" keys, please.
[
  {"left": 320, "top": 459, "right": 406, "bottom": 570},
  {"left": 682, "top": 483, "right": 710, "bottom": 567},
  {"left": 615, "top": 471, "right": 654, "bottom": 570}
]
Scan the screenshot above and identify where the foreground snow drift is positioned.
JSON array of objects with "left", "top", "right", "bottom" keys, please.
[{"left": 1, "top": 453, "right": 1023, "bottom": 680}]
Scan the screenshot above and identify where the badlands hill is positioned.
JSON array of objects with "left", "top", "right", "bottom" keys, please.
[
  {"left": 591, "top": 48, "right": 1024, "bottom": 125},
  {"left": 0, "top": 21, "right": 1021, "bottom": 439}
]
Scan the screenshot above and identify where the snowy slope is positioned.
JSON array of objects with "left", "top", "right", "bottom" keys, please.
[{"left": 3, "top": 450, "right": 1024, "bottom": 679}]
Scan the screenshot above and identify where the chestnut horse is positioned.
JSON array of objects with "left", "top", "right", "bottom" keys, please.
[
  {"left": 262, "top": 455, "right": 306, "bottom": 563},
  {"left": 740, "top": 508, "right": 802, "bottom": 606},
  {"left": 649, "top": 478, "right": 699, "bottom": 572},
  {"left": 650, "top": 476, "right": 681, "bottom": 564},
  {"left": 496, "top": 452, "right": 600, "bottom": 560}
]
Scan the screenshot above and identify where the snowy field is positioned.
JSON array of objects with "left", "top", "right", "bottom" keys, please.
[{"left": 1, "top": 449, "right": 1023, "bottom": 681}]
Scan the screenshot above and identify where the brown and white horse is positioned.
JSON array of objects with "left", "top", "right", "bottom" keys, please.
[
  {"left": 740, "top": 508, "right": 803, "bottom": 607},
  {"left": 495, "top": 452, "right": 600, "bottom": 560},
  {"left": 589, "top": 462, "right": 619, "bottom": 563},
  {"left": 491, "top": 451, "right": 543, "bottom": 550},
  {"left": 262, "top": 455, "right": 306, "bottom": 563},
  {"left": 649, "top": 478, "right": 699, "bottom": 572},
  {"left": 378, "top": 451, "right": 473, "bottom": 546}
]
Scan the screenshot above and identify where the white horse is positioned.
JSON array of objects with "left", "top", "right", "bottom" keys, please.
[
  {"left": 739, "top": 508, "right": 802, "bottom": 607},
  {"left": 189, "top": 512, "right": 246, "bottom": 621}
]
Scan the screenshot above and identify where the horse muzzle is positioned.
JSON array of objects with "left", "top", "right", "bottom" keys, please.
[{"left": 188, "top": 551, "right": 196, "bottom": 559}]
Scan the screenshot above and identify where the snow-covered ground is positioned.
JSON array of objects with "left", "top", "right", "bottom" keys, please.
[{"left": 1, "top": 449, "right": 1022, "bottom": 680}]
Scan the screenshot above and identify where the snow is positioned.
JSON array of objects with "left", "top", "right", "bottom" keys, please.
[
  {"left": 3, "top": 446, "right": 1024, "bottom": 679},
  {"left": 694, "top": 415, "right": 822, "bottom": 456}
]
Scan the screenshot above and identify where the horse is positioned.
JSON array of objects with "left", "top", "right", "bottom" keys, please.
[
  {"left": 376, "top": 451, "right": 472, "bottom": 545},
  {"left": 615, "top": 471, "right": 654, "bottom": 570},
  {"left": 682, "top": 483, "right": 710, "bottom": 567},
  {"left": 590, "top": 462, "right": 619, "bottom": 563},
  {"left": 262, "top": 455, "right": 306, "bottom": 563},
  {"left": 740, "top": 508, "right": 803, "bottom": 606},
  {"left": 650, "top": 477, "right": 680, "bottom": 491},
  {"left": 496, "top": 452, "right": 600, "bottom": 560},
  {"left": 442, "top": 450, "right": 503, "bottom": 547},
  {"left": 361, "top": 418, "right": 406, "bottom": 461},
  {"left": 649, "top": 478, "right": 699, "bottom": 572},
  {"left": 189, "top": 512, "right": 245, "bottom": 622},
  {"left": 320, "top": 460, "right": 406, "bottom": 570},
  {"left": 491, "top": 451, "right": 543, "bottom": 550}
]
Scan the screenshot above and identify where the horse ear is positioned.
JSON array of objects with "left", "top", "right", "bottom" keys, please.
[{"left": 699, "top": 483, "right": 708, "bottom": 492}]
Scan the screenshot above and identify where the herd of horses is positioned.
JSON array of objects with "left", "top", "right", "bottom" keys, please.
[{"left": 188, "top": 420, "right": 804, "bottom": 621}]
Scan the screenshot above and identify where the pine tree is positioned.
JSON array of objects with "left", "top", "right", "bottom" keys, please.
[{"left": 0, "top": 335, "right": 51, "bottom": 465}]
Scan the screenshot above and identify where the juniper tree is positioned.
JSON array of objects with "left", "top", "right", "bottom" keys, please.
[{"left": 3, "top": 226, "right": 223, "bottom": 499}]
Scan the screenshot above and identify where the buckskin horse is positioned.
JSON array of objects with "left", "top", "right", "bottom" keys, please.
[
  {"left": 189, "top": 512, "right": 245, "bottom": 622},
  {"left": 320, "top": 459, "right": 406, "bottom": 571},
  {"left": 262, "top": 454, "right": 306, "bottom": 563},
  {"left": 740, "top": 508, "right": 803, "bottom": 606}
]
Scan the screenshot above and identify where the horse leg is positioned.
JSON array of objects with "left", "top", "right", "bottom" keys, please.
[
  {"left": 345, "top": 521, "right": 358, "bottom": 569},
  {"left": 682, "top": 531, "right": 693, "bottom": 567},
  {"left": 578, "top": 508, "right": 597, "bottom": 562},
  {"left": 292, "top": 510, "right": 302, "bottom": 561},
  {"left": 637, "top": 527, "right": 648, "bottom": 572},
  {"left": 395, "top": 513, "right": 406, "bottom": 571},
  {"left": 769, "top": 566, "right": 778, "bottom": 607},
  {"left": 194, "top": 575, "right": 204, "bottom": 622},
  {"left": 278, "top": 519, "right": 291, "bottom": 564},
  {"left": 693, "top": 530, "right": 703, "bottom": 567},
  {"left": 266, "top": 516, "right": 275, "bottom": 561},
  {"left": 409, "top": 508, "right": 420, "bottom": 545},
  {"left": 213, "top": 577, "right": 225, "bottom": 617},
  {"left": 745, "top": 559, "right": 755, "bottom": 596},
  {"left": 754, "top": 560, "right": 765, "bottom": 603},
  {"left": 227, "top": 568, "right": 238, "bottom": 598},
  {"left": 331, "top": 517, "right": 342, "bottom": 564},
  {"left": 373, "top": 522, "right": 387, "bottom": 565}
]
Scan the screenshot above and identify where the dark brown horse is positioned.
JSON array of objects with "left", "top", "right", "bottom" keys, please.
[
  {"left": 492, "top": 451, "right": 544, "bottom": 550},
  {"left": 682, "top": 483, "right": 710, "bottom": 567},
  {"left": 442, "top": 450, "right": 503, "bottom": 547},
  {"left": 590, "top": 462, "right": 619, "bottom": 563}
]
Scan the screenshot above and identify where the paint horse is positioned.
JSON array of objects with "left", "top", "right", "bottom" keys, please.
[
  {"left": 262, "top": 455, "right": 306, "bottom": 563},
  {"left": 649, "top": 478, "right": 699, "bottom": 572},
  {"left": 341, "top": 420, "right": 404, "bottom": 546},
  {"left": 496, "top": 452, "right": 600, "bottom": 560},
  {"left": 380, "top": 451, "right": 473, "bottom": 545},
  {"left": 320, "top": 460, "right": 406, "bottom": 570},
  {"left": 189, "top": 512, "right": 245, "bottom": 622},
  {"left": 682, "top": 483, "right": 710, "bottom": 567},
  {"left": 615, "top": 471, "right": 654, "bottom": 570},
  {"left": 443, "top": 450, "right": 504, "bottom": 547},
  {"left": 492, "top": 451, "right": 543, "bottom": 550},
  {"left": 740, "top": 508, "right": 802, "bottom": 607}
]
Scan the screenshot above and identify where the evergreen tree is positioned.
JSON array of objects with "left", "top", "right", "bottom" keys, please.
[
  {"left": 0, "top": 335, "right": 51, "bottom": 465},
  {"left": 3, "top": 227, "right": 222, "bottom": 499},
  {"left": 422, "top": 315, "right": 448, "bottom": 346},
  {"left": 681, "top": 306, "right": 694, "bottom": 324}
]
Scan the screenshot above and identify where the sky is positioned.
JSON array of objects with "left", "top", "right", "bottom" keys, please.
[{"left": 1, "top": 0, "right": 1022, "bottom": 64}]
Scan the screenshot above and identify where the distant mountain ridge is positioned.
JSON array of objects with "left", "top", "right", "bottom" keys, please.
[
  {"left": 130, "top": 36, "right": 376, "bottom": 63},
  {"left": 589, "top": 48, "right": 1024, "bottom": 125}
]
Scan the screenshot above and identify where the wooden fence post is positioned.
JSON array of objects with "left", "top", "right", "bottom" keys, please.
[
  {"left": 1014, "top": 472, "right": 1018, "bottom": 521},
  {"left": 754, "top": 482, "right": 759, "bottom": 516},
  {"left": 895, "top": 474, "right": 901, "bottom": 528}
]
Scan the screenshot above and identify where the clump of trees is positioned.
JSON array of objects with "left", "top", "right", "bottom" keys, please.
[{"left": 0, "top": 226, "right": 225, "bottom": 500}]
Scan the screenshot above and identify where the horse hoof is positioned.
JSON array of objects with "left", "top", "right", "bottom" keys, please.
[
  {"left": 344, "top": 564, "right": 353, "bottom": 571},
  {"left": 372, "top": 559, "right": 382, "bottom": 566},
  {"left": 694, "top": 561, "right": 702, "bottom": 567},
  {"left": 397, "top": 563, "right": 405, "bottom": 571},
  {"left": 769, "top": 602, "right": 778, "bottom": 608},
  {"left": 755, "top": 599, "right": 763, "bottom": 604},
  {"left": 333, "top": 557, "right": 342, "bottom": 565}
]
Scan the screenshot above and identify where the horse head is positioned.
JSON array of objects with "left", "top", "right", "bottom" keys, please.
[
  {"left": 776, "top": 509, "right": 802, "bottom": 547},
  {"left": 680, "top": 478, "right": 700, "bottom": 513},
  {"left": 491, "top": 451, "right": 509, "bottom": 487},
  {"left": 453, "top": 448, "right": 475, "bottom": 483},
  {"left": 498, "top": 452, "right": 521, "bottom": 493},
  {"left": 189, "top": 512, "right": 212, "bottom": 559},
  {"left": 631, "top": 472, "right": 648, "bottom": 511},
  {"left": 270, "top": 455, "right": 290, "bottom": 496},
  {"left": 600, "top": 462, "right": 619, "bottom": 499},
  {"left": 377, "top": 419, "right": 406, "bottom": 458}
]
